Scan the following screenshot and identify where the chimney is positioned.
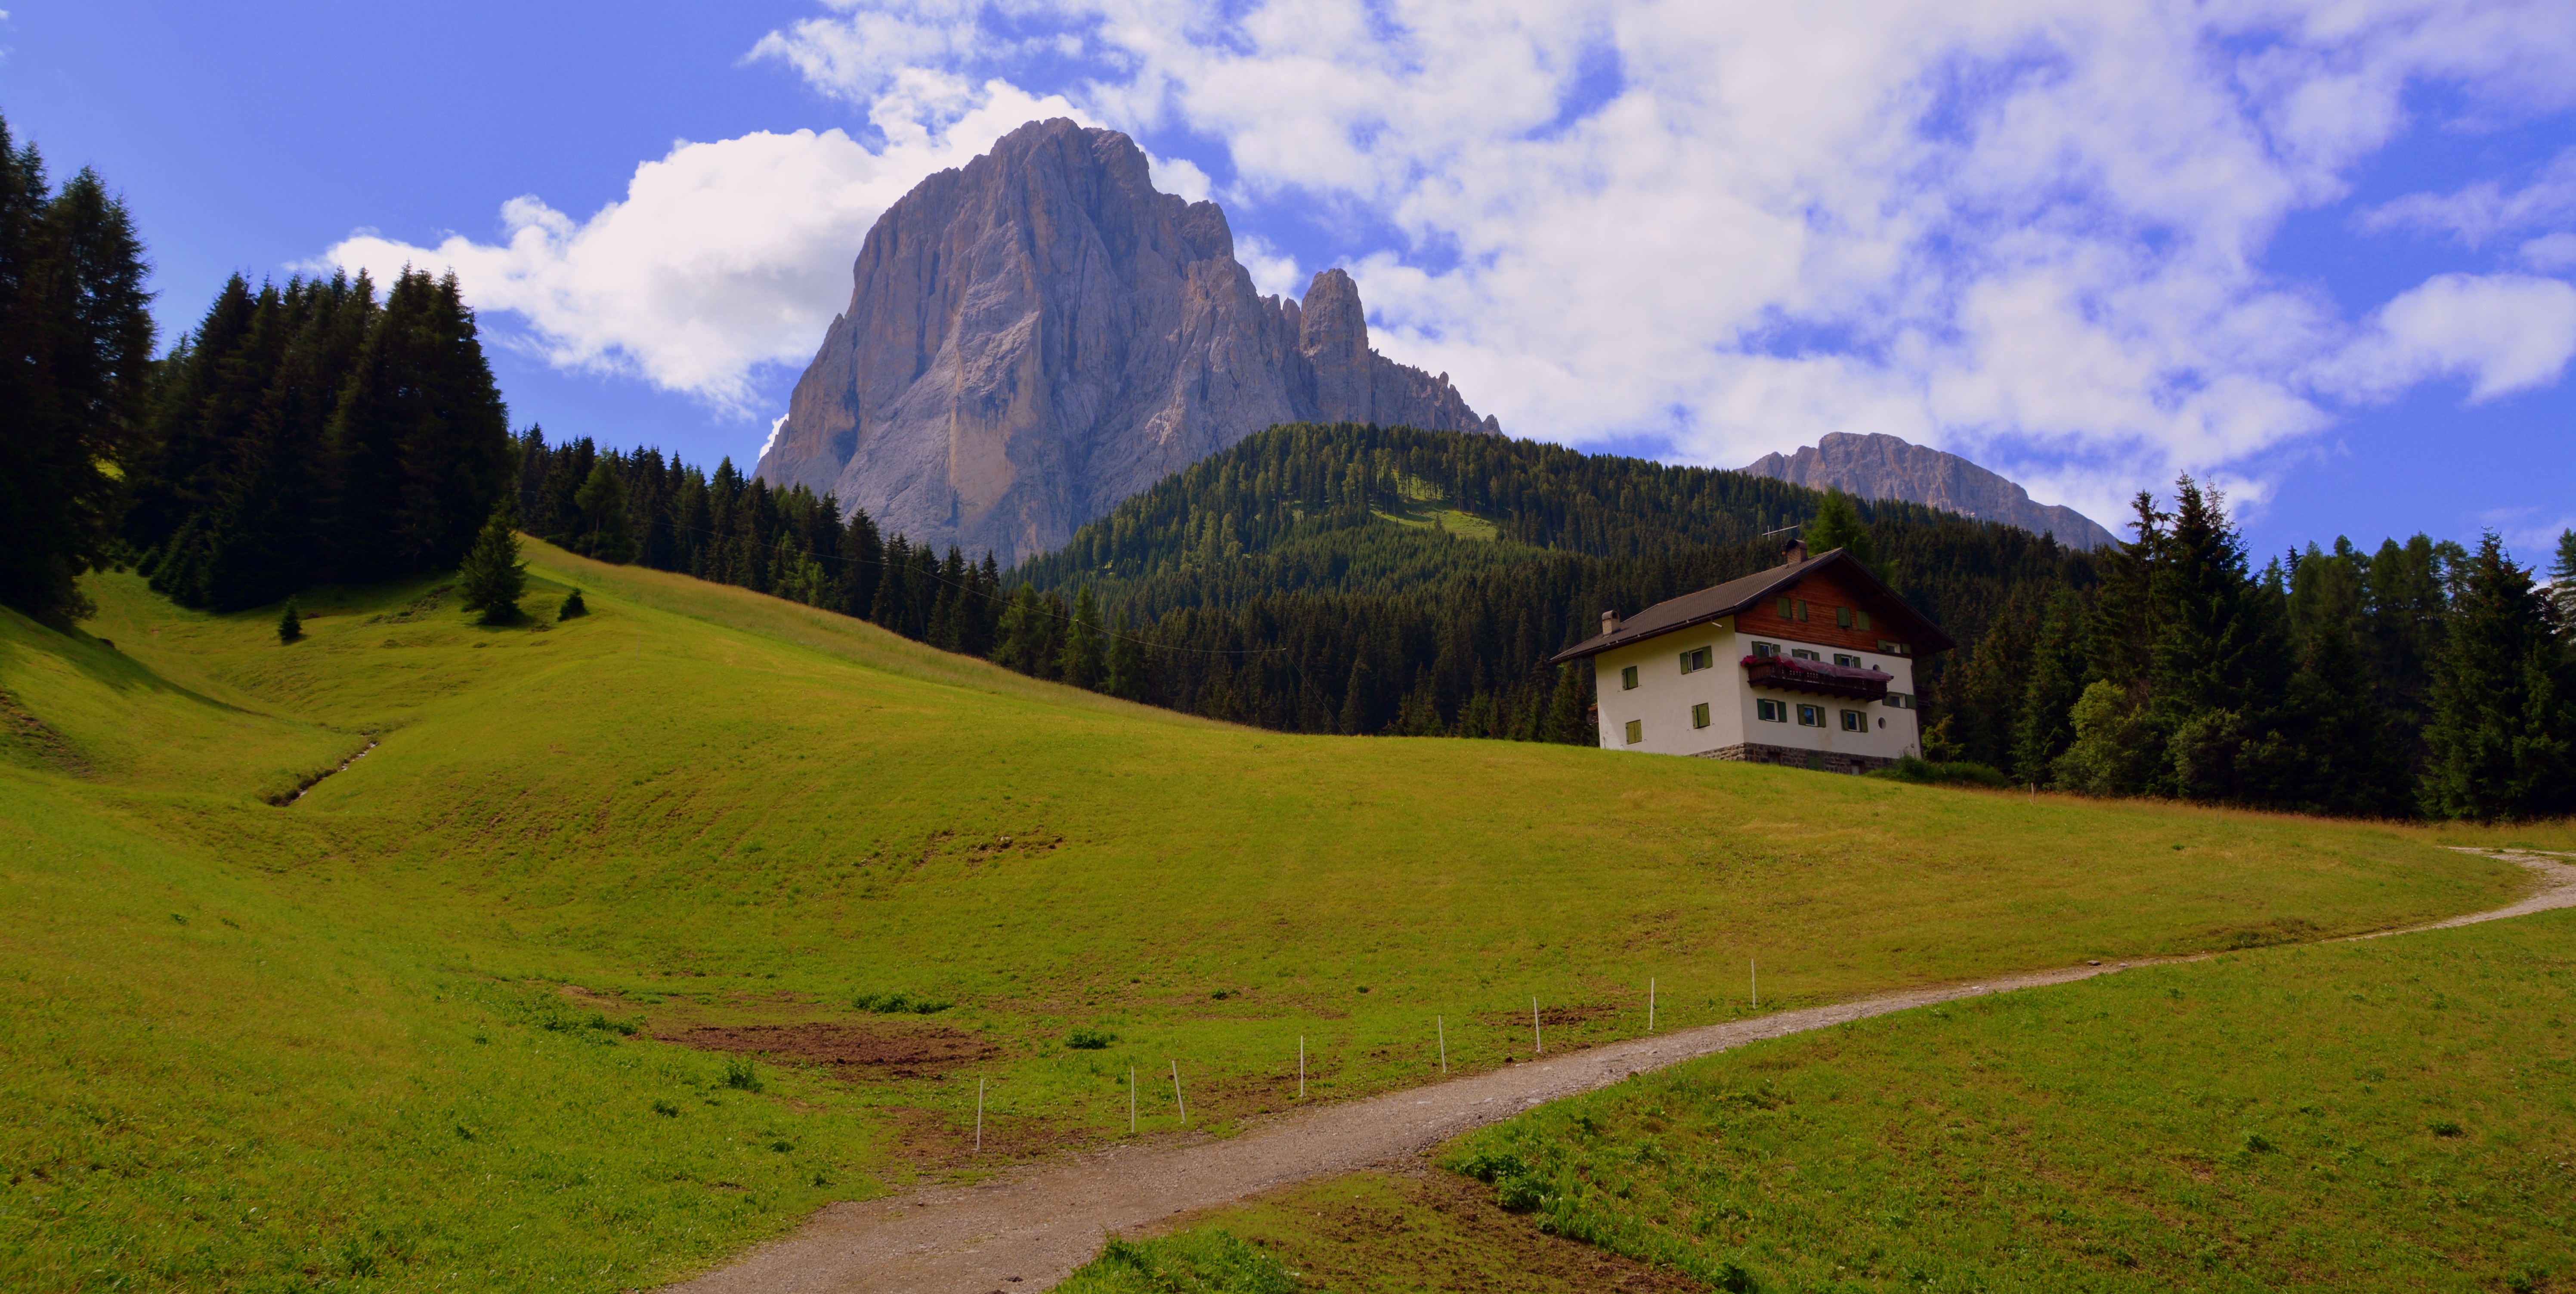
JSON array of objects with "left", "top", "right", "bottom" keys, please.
[
  {"left": 1602, "top": 609, "right": 1621, "bottom": 637},
  {"left": 1781, "top": 537, "right": 1808, "bottom": 566}
]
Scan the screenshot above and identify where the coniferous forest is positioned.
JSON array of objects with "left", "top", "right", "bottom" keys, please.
[{"left": 6, "top": 101, "right": 2571, "bottom": 822}]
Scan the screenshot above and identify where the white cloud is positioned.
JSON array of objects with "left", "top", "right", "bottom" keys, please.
[
  {"left": 1146, "top": 151, "right": 1212, "bottom": 204},
  {"left": 743, "top": 0, "right": 2576, "bottom": 507},
  {"left": 1235, "top": 233, "right": 1304, "bottom": 300},
  {"left": 2315, "top": 272, "right": 2576, "bottom": 402},
  {"left": 2360, "top": 145, "right": 2576, "bottom": 248},
  {"left": 332, "top": 0, "right": 2576, "bottom": 513},
  {"left": 322, "top": 74, "right": 1082, "bottom": 413},
  {"left": 2520, "top": 231, "right": 2576, "bottom": 270}
]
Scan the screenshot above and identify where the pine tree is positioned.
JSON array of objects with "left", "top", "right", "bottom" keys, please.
[
  {"left": 0, "top": 123, "right": 155, "bottom": 624},
  {"left": 322, "top": 269, "right": 510, "bottom": 582},
  {"left": 2011, "top": 587, "right": 2089, "bottom": 783},
  {"left": 1543, "top": 663, "right": 1591, "bottom": 745},
  {"left": 457, "top": 501, "right": 527, "bottom": 626},
  {"left": 558, "top": 587, "right": 587, "bottom": 619},
  {"left": 573, "top": 457, "right": 635, "bottom": 563},
  {"left": 2146, "top": 479, "right": 2291, "bottom": 801},
  {"left": 1060, "top": 586, "right": 1105, "bottom": 690},
  {"left": 1103, "top": 611, "right": 1148, "bottom": 701},
  {"left": 277, "top": 598, "right": 302, "bottom": 644},
  {"left": 2418, "top": 534, "right": 2573, "bottom": 821},
  {"left": 1803, "top": 488, "right": 1880, "bottom": 573},
  {"left": 2552, "top": 529, "right": 2576, "bottom": 621}
]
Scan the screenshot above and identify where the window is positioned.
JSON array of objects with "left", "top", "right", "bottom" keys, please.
[
  {"left": 1775, "top": 596, "right": 1792, "bottom": 619},
  {"left": 1757, "top": 698, "right": 1787, "bottom": 723},
  {"left": 1857, "top": 610, "right": 1872, "bottom": 632},
  {"left": 1835, "top": 605, "right": 1853, "bottom": 628},
  {"left": 1751, "top": 641, "right": 1780, "bottom": 658},
  {"left": 1692, "top": 702, "right": 1710, "bottom": 729},
  {"left": 1833, "top": 653, "right": 1861, "bottom": 668},
  {"left": 1797, "top": 703, "right": 1824, "bottom": 727},
  {"left": 1884, "top": 692, "right": 1913, "bottom": 710},
  {"left": 1620, "top": 664, "right": 1639, "bottom": 690},
  {"left": 1796, "top": 599, "right": 1809, "bottom": 621},
  {"left": 1680, "top": 646, "right": 1713, "bottom": 673},
  {"left": 1877, "top": 639, "right": 1911, "bottom": 656},
  {"left": 1840, "top": 709, "right": 1865, "bottom": 732},
  {"left": 1791, "top": 648, "right": 1821, "bottom": 662},
  {"left": 1624, "top": 718, "right": 1643, "bottom": 745}
]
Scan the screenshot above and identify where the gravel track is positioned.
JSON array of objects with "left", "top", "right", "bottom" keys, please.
[{"left": 668, "top": 849, "right": 2576, "bottom": 1294}]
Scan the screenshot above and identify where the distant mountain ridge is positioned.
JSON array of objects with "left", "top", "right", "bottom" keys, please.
[
  {"left": 754, "top": 118, "right": 1495, "bottom": 567},
  {"left": 1740, "top": 433, "right": 2118, "bottom": 551}
]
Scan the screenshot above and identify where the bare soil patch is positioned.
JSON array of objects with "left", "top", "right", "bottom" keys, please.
[
  {"left": 661, "top": 1022, "right": 998, "bottom": 1080},
  {"left": 1477, "top": 1000, "right": 1620, "bottom": 1029}
]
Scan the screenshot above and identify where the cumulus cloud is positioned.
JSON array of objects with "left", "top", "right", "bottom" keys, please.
[
  {"left": 323, "top": 74, "right": 1082, "bottom": 412},
  {"left": 2360, "top": 146, "right": 2576, "bottom": 248},
  {"left": 2314, "top": 272, "right": 2576, "bottom": 402},
  {"left": 744, "top": 0, "right": 2576, "bottom": 514}
]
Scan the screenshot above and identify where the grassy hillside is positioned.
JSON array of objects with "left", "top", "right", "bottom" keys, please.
[
  {"left": 1419, "top": 905, "right": 2574, "bottom": 1292},
  {"left": 0, "top": 542, "right": 2540, "bottom": 1291},
  {"left": 1108, "top": 907, "right": 2576, "bottom": 1292}
]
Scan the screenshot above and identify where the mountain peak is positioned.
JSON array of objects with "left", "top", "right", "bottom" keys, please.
[
  {"left": 754, "top": 122, "right": 1495, "bottom": 565},
  {"left": 1741, "top": 432, "right": 2118, "bottom": 550}
]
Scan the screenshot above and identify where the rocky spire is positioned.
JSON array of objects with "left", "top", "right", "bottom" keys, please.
[{"left": 755, "top": 119, "right": 1497, "bottom": 567}]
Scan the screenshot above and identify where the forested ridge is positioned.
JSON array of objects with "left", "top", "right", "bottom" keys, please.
[{"left": 9, "top": 98, "right": 2571, "bottom": 822}]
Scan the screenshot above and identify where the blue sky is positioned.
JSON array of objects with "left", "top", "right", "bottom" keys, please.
[{"left": 6, "top": 0, "right": 2572, "bottom": 563}]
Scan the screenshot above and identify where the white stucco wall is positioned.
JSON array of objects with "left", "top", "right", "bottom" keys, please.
[{"left": 1592, "top": 617, "right": 1921, "bottom": 760}]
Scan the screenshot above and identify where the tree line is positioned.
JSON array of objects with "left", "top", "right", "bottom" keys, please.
[
  {"left": 0, "top": 112, "right": 519, "bottom": 622},
  {"left": 1928, "top": 480, "right": 2576, "bottom": 820},
  {"left": 508, "top": 427, "right": 1160, "bottom": 697}
]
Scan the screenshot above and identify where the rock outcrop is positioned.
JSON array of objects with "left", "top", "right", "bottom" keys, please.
[
  {"left": 1741, "top": 432, "right": 2119, "bottom": 550},
  {"left": 755, "top": 118, "right": 1497, "bottom": 566}
]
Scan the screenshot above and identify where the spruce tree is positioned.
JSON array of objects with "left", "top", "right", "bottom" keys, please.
[
  {"left": 558, "top": 587, "right": 587, "bottom": 619},
  {"left": 991, "top": 584, "right": 1040, "bottom": 673},
  {"left": 1060, "top": 586, "right": 1105, "bottom": 690},
  {"left": 1103, "top": 612, "right": 1147, "bottom": 701},
  {"left": 457, "top": 501, "right": 527, "bottom": 626},
  {"left": 573, "top": 457, "right": 635, "bottom": 562},
  {"left": 2418, "top": 534, "right": 2573, "bottom": 820},
  {"left": 277, "top": 598, "right": 302, "bottom": 644},
  {"left": 1543, "top": 663, "right": 1591, "bottom": 745},
  {"left": 2552, "top": 529, "right": 2576, "bottom": 621},
  {"left": 1803, "top": 488, "right": 1880, "bottom": 573},
  {"left": 2011, "top": 587, "right": 2089, "bottom": 783},
  {"left": 0, "top": 125, "right": 155, "bottom": 624}
]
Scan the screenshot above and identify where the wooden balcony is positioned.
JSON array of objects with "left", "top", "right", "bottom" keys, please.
[{"left": 1741, "top": 655, "right": 1892, "bottom": 702}]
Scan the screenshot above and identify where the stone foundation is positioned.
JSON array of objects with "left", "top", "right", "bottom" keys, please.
[{"left": 1693, "top": 742, "right": 1896, "bottom": 775}]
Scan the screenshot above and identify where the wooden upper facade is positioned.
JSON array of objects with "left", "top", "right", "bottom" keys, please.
[{"left": 1548, "top": 545, "right": 1955, "bottom": 666}]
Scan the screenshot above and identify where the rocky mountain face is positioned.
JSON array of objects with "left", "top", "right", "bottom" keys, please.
[
  {"left": 754, "top": 118, "right": 1497, "bottom": 567},
  {"left": 1740, "top": 432, "right": 2119, "bottom": 551}
]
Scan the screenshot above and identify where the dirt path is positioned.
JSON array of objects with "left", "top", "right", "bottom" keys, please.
[{"left": 668, "top": 849, "right": 2576, "bottom": 1294}]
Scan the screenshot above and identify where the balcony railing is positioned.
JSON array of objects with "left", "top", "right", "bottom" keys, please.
[{"left": 1742, "top": 655, "right": 1892, "bottom": 701}]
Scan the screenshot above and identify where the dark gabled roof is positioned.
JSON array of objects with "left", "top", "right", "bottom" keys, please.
[{"left": 1546, "top": 548, "right": 1956, "bottom": 665}]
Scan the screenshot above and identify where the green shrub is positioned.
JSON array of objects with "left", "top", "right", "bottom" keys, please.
[
  {"left": 723, "top": 1056, "right": 761, "bottom": 1092},
  {"left": 852, "top": 991, "right": 952, "bottom": 1015},
  {"left": 1493, "top": 1175, "right": 1546, "bottom": 1213},
  {"left": 1067, "top": 1028, "right": 1116, "bottom": 1050},
  {"left": 1056, "top": 1229, "right": 1301, "bottom": 1294},
  {"left": 1869, "top": 754, "right": 2012, "bottom": 788},
  {"left": 558, "top": 588, "right": 588, "bottom": 619}
]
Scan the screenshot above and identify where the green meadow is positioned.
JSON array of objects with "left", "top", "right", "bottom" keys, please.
[
  {"left": 0, "top": 542, "right": 2541, "bottom": 1291},
  {"left": 1421, "top": 908, "right": 2575, "bottom": 1292}
]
